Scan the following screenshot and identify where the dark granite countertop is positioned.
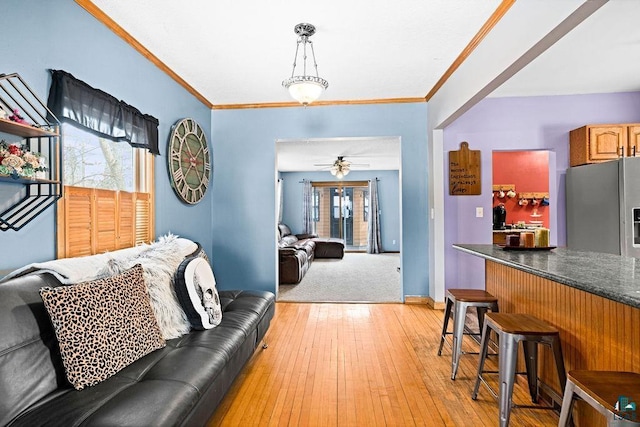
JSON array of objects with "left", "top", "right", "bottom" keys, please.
[{"left": 453, "top": 244, "right": 640, "bottom": 309}]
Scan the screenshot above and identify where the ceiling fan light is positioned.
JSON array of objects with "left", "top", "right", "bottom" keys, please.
[{"left": 335, "top": 170, "right": 344, "bottom": 179}]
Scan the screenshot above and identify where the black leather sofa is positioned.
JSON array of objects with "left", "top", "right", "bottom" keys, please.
[
  {"left": 0, "top": 263, "right": 275, "bottom": 426},
  {"left": 278, "top": 223, "right": 345, "bottom": 285}
]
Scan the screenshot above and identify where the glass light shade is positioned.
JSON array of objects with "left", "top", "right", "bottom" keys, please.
[
  {"left": 282, "top": 76, "right": 328, "bottom": 106},
  {"left": 335, "top": 170, "right": 344, "bottom": 179},
  {"left": 287, "top": 81, "right": 323, "bottom": 105}
]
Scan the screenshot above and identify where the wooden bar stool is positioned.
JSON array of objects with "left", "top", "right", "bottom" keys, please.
[
  {"left": 559, "top": 371, "right": 640, "bottom": 426},
  {"left": 471, "top": 313, "right": 567, "bottom": 427},
  {"left": 437, "top": 289, "right": 498, "bottom": 380}
]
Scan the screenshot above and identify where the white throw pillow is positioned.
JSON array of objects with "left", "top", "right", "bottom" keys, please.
[{"left": 174, "top": 257, "right": 222, "bottom": 330}]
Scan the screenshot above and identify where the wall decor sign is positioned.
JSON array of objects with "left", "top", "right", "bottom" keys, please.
[{"left": 449, "top": 141, "right": 481, "bottom": 195}]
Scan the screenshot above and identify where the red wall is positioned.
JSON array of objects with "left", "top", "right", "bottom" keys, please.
[{"left": 492, "top": 151, "right": 549, "bottom": 228}]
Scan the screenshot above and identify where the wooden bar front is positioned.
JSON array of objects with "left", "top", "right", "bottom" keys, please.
[{"left": 486, "top": 260, "right": 640, "bottom": 426}]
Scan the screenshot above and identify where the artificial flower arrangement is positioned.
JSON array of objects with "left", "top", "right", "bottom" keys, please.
[{"left": 0, "top": 139, "right": 47, "bottom": 179}]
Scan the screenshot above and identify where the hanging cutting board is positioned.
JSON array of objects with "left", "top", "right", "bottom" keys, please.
[{"left": 449, "top": 141, "right": 481, "bottom": 195}]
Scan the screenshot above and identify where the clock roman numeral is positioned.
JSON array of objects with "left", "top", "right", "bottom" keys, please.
[
  {"left": 180, "top": 182, "right": 190, "bottom": 198},
  {"left": 173, "top": 168, "right": 184, "bottom": 182}
]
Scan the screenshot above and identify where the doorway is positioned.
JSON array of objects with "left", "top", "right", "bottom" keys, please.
[
  {"left": 274, "top": 136, "right": 403, "bottom": 303},
  {"left": 312, "top": 181, "right": 369, "bottom": 251},
  {"left": 491, "top": 150, "right": 558, "bottom": 247}
]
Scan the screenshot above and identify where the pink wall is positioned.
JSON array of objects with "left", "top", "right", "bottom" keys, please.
[{"left": 492, "top": 151, "right": 549, "bottom": 228}]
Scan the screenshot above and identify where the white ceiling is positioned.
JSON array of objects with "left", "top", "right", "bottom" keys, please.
[
  {"left": 88, "top": 0, "right": 640, "bottom": 171},
  {"left": 90, "top": 0, "right": 502, "bottom": 105},
  {"left": 490, "top": 0, "right": 640, "bottom": 97}
]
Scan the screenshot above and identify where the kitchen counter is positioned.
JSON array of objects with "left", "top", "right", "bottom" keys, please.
[
  {"left": 454, "top": 244, "right": 640, "bottom": 308},
  {"left": 453, "top": 244, "right": 640, "bottom": 426}
]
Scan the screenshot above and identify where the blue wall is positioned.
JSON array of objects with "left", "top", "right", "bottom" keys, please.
[
  {"left": 210, "top": 103, "right": 428, "bottom": 296},
  {"left": 279, "top": 170, "right": 401, "bottom": 252},
  {"left": 0, "top": 1, "right": 431, "bottom": 300},
  {"left": 0, "top": 0, "right": 213, "bottom": 271}
]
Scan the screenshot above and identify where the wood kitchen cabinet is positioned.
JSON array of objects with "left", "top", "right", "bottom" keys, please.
[{"left": 570, "top": 124, "right": 640, "bottom": 166}]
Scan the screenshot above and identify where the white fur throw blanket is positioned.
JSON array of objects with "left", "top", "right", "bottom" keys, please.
[
  {"left": 99, "top": 235, "right": 194, "bottom": 339},
  {"left": 3, "top": 234, "right": 198, "bottom": 340},
  {"left": 0, "top": 245, "right": 145, "bottom": 284}
]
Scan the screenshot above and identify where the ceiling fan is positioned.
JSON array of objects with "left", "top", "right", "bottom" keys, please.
[{"left": 313, "top": 156, "right": 370, "bottom": 179}]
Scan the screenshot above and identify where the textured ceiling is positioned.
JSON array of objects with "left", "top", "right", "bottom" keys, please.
[{"left": 89, "top": 0, "right": 501, "bottom": 105}]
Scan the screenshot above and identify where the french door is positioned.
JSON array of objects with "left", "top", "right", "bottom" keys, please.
[{"left": 312, "top": 181, "right": 369, "bottom": 251}]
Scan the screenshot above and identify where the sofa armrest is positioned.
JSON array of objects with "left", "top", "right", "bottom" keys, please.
[
  {"left": 295, "top": 233, "right": 318, "bottom": 240},
  {"left": 279, "top": 247, "right": 298, "bottom": 257}
]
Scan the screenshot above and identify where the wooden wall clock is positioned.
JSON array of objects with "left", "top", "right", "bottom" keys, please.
[{"left": 168, "top": 118, "right": 211, "bottom": 204}]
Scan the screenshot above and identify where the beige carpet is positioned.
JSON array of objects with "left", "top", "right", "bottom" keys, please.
[{"left": 278, "top": 252, "right": 401, "bottom": 303}]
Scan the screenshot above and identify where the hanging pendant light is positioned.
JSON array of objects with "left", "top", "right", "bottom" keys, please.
[{"left": 282, "top": 23, "right": 329, "bottom": 106}]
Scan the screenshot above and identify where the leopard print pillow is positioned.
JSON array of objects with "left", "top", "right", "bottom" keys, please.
[{"left": 40, "top": 264, "right": 166, "bottom": 390}]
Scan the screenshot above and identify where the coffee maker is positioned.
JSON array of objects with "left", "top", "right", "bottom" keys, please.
[{"left": 493, "top": 204, "right": 506, "bottom": 230}]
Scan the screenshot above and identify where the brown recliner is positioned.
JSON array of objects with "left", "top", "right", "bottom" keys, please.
[
  {"left": 277, "top": 223, "right": 345, "bottom": 284},
  {"left": 278, "top": 224, "right": 316, "bottom": 284}
]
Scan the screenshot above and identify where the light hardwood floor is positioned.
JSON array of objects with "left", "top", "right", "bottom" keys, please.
[{"left": 208, "top": 303, "right": 560, "bottom": 426}]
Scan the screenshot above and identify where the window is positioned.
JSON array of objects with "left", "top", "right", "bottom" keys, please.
[
  {"left": 63, "top": 123, "right": 135, "bottom": 191},
  {"left": 311, "top": 181, "right": 368, "bottom": 249},
  {"left": 48, "top": 71, "right": 158, "bottom": 259},
  {"left": 57, "top": 124, "right": 154, "bottom": 259},
  {"left": 312, "top": 188, "right": 320, "bottom": 222},
  {"left": 363, "top": 188, "right": 369, "bottom": 222}
]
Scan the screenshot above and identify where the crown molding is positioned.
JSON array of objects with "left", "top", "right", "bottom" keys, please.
[
  {"left": 76, "top": 0, "right": 511, "bottom": 110},
  {"left": 425, "top": 0, "right": 516, "bottom": 102},
  {"left": 75, "top": 0, "right": 214, "bottom": 109},
  {"left": 212, "top": 97, "right": 426, "bottom": 110}
]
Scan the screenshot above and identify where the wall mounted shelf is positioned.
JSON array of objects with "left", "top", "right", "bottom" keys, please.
[
  {"left": 0, "top": 72, "right": 62, "bottom": 231},
  {"left": 0, "top": 117, "right": 58, "bottom": 138},
  {"left": 519, "top": 192, "right": 549, "bottom": 200},
  {"left": 493, "top": 184, "right": 516, "bottom": 192}
]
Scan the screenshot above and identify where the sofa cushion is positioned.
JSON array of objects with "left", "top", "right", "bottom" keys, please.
[
  {"left": 175, "top": 256, "right": 223, "bottom": 330},
  {"left": 279, "top": 235, "right": 299, "bottom": 247},
  {"left": 39, "top": 264, "right": 166, "bottom": 390},
  {"left": 278, "top": 223, "right": 293, "bottom": 238}
]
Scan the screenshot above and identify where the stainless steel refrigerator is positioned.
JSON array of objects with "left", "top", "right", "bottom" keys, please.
[{"left": 566, "top": 157, "right": 640, "bottom": 257}]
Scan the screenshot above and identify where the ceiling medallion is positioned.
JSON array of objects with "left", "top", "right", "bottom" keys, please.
[{"left": 282, "top": 23, "right": 329, "bottom": 106}]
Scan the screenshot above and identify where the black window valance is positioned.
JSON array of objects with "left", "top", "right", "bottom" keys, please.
[{"left": 47, "top": 69, "right": 159, "bottom": 154}]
